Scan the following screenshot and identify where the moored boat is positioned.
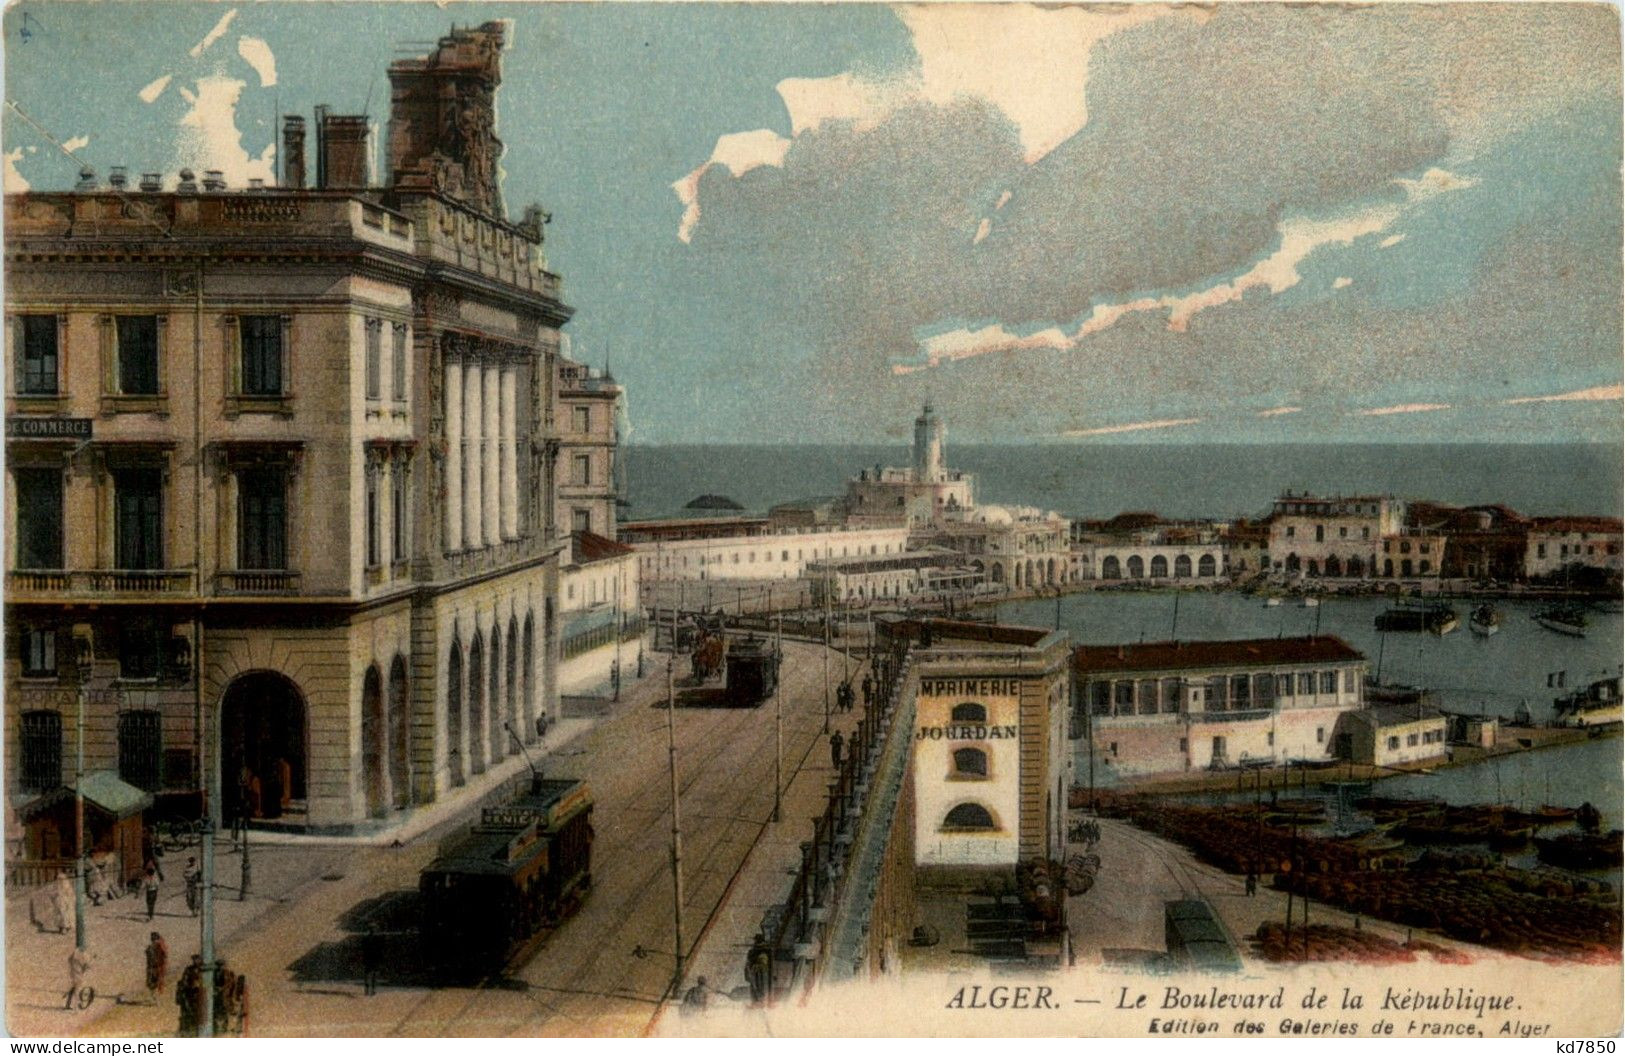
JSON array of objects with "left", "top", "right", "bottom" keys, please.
[
  {"left": 1534, "top": 830, "right": 1624, "bottom": 870},
  {"left": 1534, "top": 602, "right": 1588, "bottom": 638},
  {"left": 1553, "top": 676, "right": 1623, "bottom": 729},
  {"left": 1375, "top": 600, "right": 1459, "bottom": 635},
  {"left": 1469, "top": 603, "right": 1501, "bottom": 637}
]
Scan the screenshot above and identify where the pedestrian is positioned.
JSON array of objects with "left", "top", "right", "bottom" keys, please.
[
  {"left": 746, "top": 932, "right": 772, "bottom": 1006},
  {"left": 680, "top": 974, "right": 710, "bottom": 1015},
  {"left": 183, "top": 858, "right": 201, "bottom": 917},
  {"left": 830, "top": 730, "right": 844, "bottom": 770},
  {"left": 861, "top": 674, "right": 873, "bottom": 708},
  {"left": 233, "top": 767, "right": 253, "bottom": 842},
  {"left": 145, "top": 932, "right": 169, "bottom": 1002},
  {"left": 53, "top": 870, "right": 75, "bottom": 935},
  {"left": 360, "top": 929, "right": 383, "bottom": 996},
  {"left": 64, "top": 946, "right": 92, "bottom": 1010},
  {"left": 176, "top": 955, "right": 202, "bottom": 1035},
  {"left": 1245, "top": 872, "right": 1258, "bottom": 897},
  {"left": 232, "top": 974, "right": 249, "bottom": 1037},
  {"left": 143, "top": 859, "right": 163, "bottom": 921},
  {"left": 211, "top": 963, "right": 232, "bottom": 1036}
]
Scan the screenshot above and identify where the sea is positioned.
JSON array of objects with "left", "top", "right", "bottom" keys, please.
[
  {"left": 621, "top": 443, "right": 1622, "bottom": 522},
  {"left": 623, "top": 441, "right": 1624, "bottom": 828}
]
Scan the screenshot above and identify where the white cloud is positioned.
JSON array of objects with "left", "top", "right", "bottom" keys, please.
[
  {"left": 1063, "top": 417, "right": 1201, "bottom": 437},
  {"left": 4, "top": 148, "right": 30, "bottom": 193},
  {"left": 676, "top": 3, "right": 1180, "bottom": 240},
  {"left": 672, "top": 129, "right": 791, "bottom": 243},
  {"left": 1257, "top": 406, "right": 1302, "bottom": 418},
  {"left": 190, "top": 9, "right": 237, "bottom": 58},
  {"left": 237, "top": 37, "right": 277, "bottom": 88},
  {"left": 1357, "top": 403, "right": 1452, "bottom": 416},
  {"left": 139, "top": 74, "right": 173, "bottom": 104},
  {"left": 1332, "top": 276, "right": 1353, "bottom": 289},
  {"left": 62, "top": 136, "right": 89, "bottom": 154},
  {"left": 897, "top": 322, "right": 1070, "bottom": 374},
  {"left": 1395, "top": 166, "right": 1478, "bottom": 202},
  {"left": 176, "top": 74, "right": 275, "bottom": 187},
  {"left": 972, "top": 218, "right": 991, "bottom": 245},
  {"left": 995, "top": 190, "right": 1012, "bottom": 211},
  {"left": 1379, "top": 234, "right": 1406, "bottom": 249},
  {"left": 1504, "top": 384, "right": 1623, "bottom": 405}
]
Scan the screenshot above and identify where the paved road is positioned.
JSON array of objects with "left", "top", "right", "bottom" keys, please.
[{"left": 75, "top": 640, "right": 838, "bottom": 1038}]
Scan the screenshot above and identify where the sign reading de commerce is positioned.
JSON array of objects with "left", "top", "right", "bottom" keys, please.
[{"left": 6, "top": 417, "right": 92, "bottom": 439}]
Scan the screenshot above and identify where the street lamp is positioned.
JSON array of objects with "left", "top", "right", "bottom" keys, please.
[{"left": 71, "top": 631, "right": 92, "bottom": 953}]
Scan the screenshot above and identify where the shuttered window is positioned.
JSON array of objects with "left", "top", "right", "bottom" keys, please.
[
  {"left": 19, "top": 315, "right": 59, "bottom": 394},
  {"left": 118, "top": 710, "right": 163, "bottom": 792},
  {"left": 14, "top": 468, "right": 63, "bottom": 569},
  {"left": 20, "top": 710, "right": 62, "bottom": 793},
  {"left": 238, "top": 466, "right": 287, "bottom": 569},
  {"left": 114, "top": 468, "right": 163, "bottom": 569},
  {"left": 239, "top": 316, "right": 283, "bottom": 395},
  {"left": 116, "top": 316, "right": 160, "bottom": 394}
]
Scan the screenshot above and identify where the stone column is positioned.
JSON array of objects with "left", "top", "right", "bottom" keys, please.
[
  {"left": 443, "top": 357, "right": 463, "bottom": 552},
  {"left": 499, "top": 366, "right": 518, "bottom": 540},
  {"left": 483, "top": 366, "right": 501, "bottom": 548},
  {"left": 463, "top": 361, "right": 483, "bottom": 548}
]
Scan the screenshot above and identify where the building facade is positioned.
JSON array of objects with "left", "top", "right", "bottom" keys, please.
[
  {"left": 805, "top": 549, "right": 979, "bottom": 606},
  {"left": 631, "top": 524, "right": 912, "bottom": 584},
  {"left": 1074, "top": 637, "right": 1368, "bottom": 779},
  {"left": 557, "top": 532, "right": 641, "bottom": 698},
  {"left": 5, "top": 23, "right": 569, "bottom": 833},
  {"left": 553, "top": 349, "right": 622, "bottom": 540},
  {"left": 1333, "top": 704, "right": 1447, "bottom": 767},
  {"left": 841, "top": 404, "right": 975, "bottom": 528},
  {"left": 925, "top": 505, "right": 1073, "bottom": 591},
  {"left": 1523, "top": 516, "right": 1624, "bottom": 581}
]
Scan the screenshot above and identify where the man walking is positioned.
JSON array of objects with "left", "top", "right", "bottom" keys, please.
[
  {"left": 143, "top": 860, "right": 163, "bottom": 921},
  {"left": 145, "top": 932, "right": 168, "bottom": 1003},
  {"left": 746, "top": 932, "right": 772, "bottom": 1006},
  {"left": 176, "top": 955, "right": 202, "bottom": 1035},
  {"left": 861, "top": 674, "right": 873, "bottom": 709},
  {"left": 829, "top": 730, "right": 844, "bottom": 771},
  {"left": 183, "top": 858, "right": 202, "bottom": 917},
  {"left": 360, "top": 929, "right": 383, "bottom": 996}
]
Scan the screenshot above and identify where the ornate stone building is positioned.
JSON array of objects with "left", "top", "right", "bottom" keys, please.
[{"left": 4, "top": 22, "right": 570, "bottom": 833}]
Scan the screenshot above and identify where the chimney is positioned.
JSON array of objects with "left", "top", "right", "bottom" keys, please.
[
  {"left": 248, "top": 178, "right": 265, "bottom": 191},
  {"left": 108, "top": 166, "right": 128, "bottom": 190},
  {"left": 318, "top": 113, "right": 370, "bottom": 189},
  {"left": 74, "top": 166, "right": 97, "bottom": 191},
  {"left": 282, "top": 115, "right": 306, "bottom": 189},
  {"left": 176, "top": 168, "right": 198, "bottom": 194},
  {"left": 202, "top": 169, "right": 226, "bottom": 192},
  {"left": 139, "top": 173, "right": 163, "bottom": 192}
]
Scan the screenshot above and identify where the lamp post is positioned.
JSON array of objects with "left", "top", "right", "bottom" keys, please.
[{"left": 72, "top": 634, "right": 91, "bottom": 953}]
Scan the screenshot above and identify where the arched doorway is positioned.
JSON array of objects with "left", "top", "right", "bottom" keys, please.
[
  {"left": 1285, "top": 553, "right": 1301, "bottom": 573},
  {"left": 1174, "top": 554, "right": 1192, "bottom": 578},
  {"left": 1198, "top": 554, "right": 1216, "bottom": 577},
  {"left": 1150, "top": 555, "right": 1168, "bottom": 579},
  {"left": 220, "top": 671, "right": 307, "bottom": 823},
  {"left": 1047, "top": 558, "right": 1055, "bottom": 583},
  {"left": 522, "top": 613, "right": 536, "bottom": 742},
  {"left": 1348, "top": 556, "right": 1365, "bottom": 577},
  {"left": 447, "top": 642, "right": 464, "bottom": 787},
  {"left": 1307, "top": 559, "right": 1320, "bottom": 577},
  {"left": 1101, "top": 555, "right": 1121, "bottom": 579},
  {"left": 468, "top": 633, "right": 486, "bottom": 775},
  {"left": 1127, "top": 555, "right": 1145, "bottom": 579},
  {"left": 488, "top": 628, "right": 504, "bottom": 763},
  {"left": 1401, "top": 559, "right": 1413, "bottom": 577},
  {"left": 361, "top": 665, "right": 386, "bottom": 818},
  {"left": 388, "top": 655, "right": 409, "bottom": 809},
  {"left": 1014, "top": 563, "right": 1022, "bottom": 588},
  {"left": 1325, "top": 555, "right": 1343, "bottom": 577},
  {"left": 991, "top": 562, "right": 1004, "bottom": 584},
  {"left": 1384, "top": 558, "right": 1394, "bottom": 577},
  {"left": 505, "top": 618, "right": 518, "bottom": 754}
]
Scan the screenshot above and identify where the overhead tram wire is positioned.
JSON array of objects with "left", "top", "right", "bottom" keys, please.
[{"left": 4, "top": 100, "right": 176, "bottom": 240}]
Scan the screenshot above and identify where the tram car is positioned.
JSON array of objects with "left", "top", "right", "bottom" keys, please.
[
  {"left": 419, "top": 775, "right": 593, "bottom": 972},
  {"left": 724, "top": 635, "right": 780, "bottom": 706}
]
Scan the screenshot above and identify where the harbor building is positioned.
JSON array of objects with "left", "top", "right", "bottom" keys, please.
[
  {"left": 805, "top": 549, "right": 980, "bottom": 606},
  {"left": 1221, "top": 520, "right": 1271, "bottom": 576},
  {"left": 841, "top": 403, "right": 976, "bottom": 528},
  {"left": 892, "top": 619, "right": 1071, "bottom": 872},
  {"left": 1333, "top": 703, "right": 1447, "bottom": 768},
  {"left": 5, "top": 22, "right": 567, "bottom": 832},
  {"left": 1523, "top": 516, "right": 1623, "bottom": 582},
  {"left": 630, "top": 524, "right": 911, "bottom": 585},
  {"left": 557, "top": 531, "right": 641, "bottom": 699},
  {"left": 1069, "top": 516, "right": 1224, "bottom": 583},
  {"left": 925, "top": 505, "right": 1074, "bottom": 591},
  {"left": 1074, "top": 637, "right": 1368, "bottom": 779},
  {"left": 554, "top": 348, "right": 622, "bottom": 539},
  {"left": 1268, "top": 493, "right": 1401, "bottom": 579}
]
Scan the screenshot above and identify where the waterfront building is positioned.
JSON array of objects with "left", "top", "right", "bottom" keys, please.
[
  {"left": 554, "top": 349, "right": 622, "bottom": 539},
  {"left": 1409, "top": 502, "right": 1528, "bottom": 582},
  {"left": 619, "top": 514, "right": 769, "bottom": 544},
  {"left": 557, "top": 532, "right": 641, "bottom": 699},
  {"left": 630, "top": 523, "right": 911, "bottom": 586},
  {"left": 1074, "top": 637, "right": 1367, "bottom": 778},
  {"left": 1376, "top": 529, "right": 1449, "bottom": 582},
  {"left": 766, "top": 496, "right": 843, "bottom": 530},
  {"left": 806, "top": 549, "right": 980, "bottom": 606},
  {"left": 1333, "top": 703, "right": 1447, "bottom": 767},
  {"left": 1221, "top": 520, "right": 1271, "bottom": 576},
  {"left": 1523, "top": 516, "right": 1623, "bottom": 583},
  {"left": 4, "top": 22, "right": 566, "bottom": 832},
  {"left": 1069, "top": 516, "right": 1223, "bottom": 583},
  {"left": 841, "top": 403, "right": 976, "bottom": 528},
  {"left": 1267, "top": 492, "right": 1401, "bottom": 579},
  {"left": 889, "top": 619, "right": 1071, "bottom": 871},
  {"left": 925, "top": 505, "right": 1073, "bottom": 591}
]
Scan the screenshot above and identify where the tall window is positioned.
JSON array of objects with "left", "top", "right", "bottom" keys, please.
[
  {"left": 572, "top": 508, "right": 591, "bottom": 533},
  {"left": 114, "top": 468, "right": 163, "bottom": 569},
  {"left": 19, "top": 710, "right": 63, "bottom": 793},
  {"left": 572, "top": 406, "right": 590, "bottom": 432},
  {"left": 391, "top": 324, "right": 407, "bottom": 401},
  {"left": 366, "top": 469, "right": 381, "bottom": 567},
  {"left": 14, "top": 467, "right": 63, "bottom": 568},
  {"left": 21, "top": 627, "right": 56, "bottom": 678},
  {"left": 18, "top": 315, "right": 59, "bottom": 394},
  {"left": 118, "top": 710, "right": 163, "bottom": 792},
  {"left": 238, "top": 466, "right": 287, "bottom": 569},
  {"left": 116, "top": 316, "right": 160, "bottom": 394},
  {"left": 240, "top": 316, "right": 283, "bottom": 396},
  {"left": 364, "top": 319, "right": 381, "bottom": 400},
  {"left": 118, "top": 616, "right": 160, "bottom": 680},
  {"left": 572, "top": 454, "right": 591, "bottom": 486},
  {"left": 391, "top": 462, "right": 408, "bottom": 562}
]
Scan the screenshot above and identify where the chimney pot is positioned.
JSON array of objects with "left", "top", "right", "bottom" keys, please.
[
  {"left": 177, "top": 168, "right": 198, "bottom": 194},
  {"left": 139, "top": 173, "right": 163, "bottom": 193},
  {"left": 248, "top": 178, "right": 265, "bottom": 190},
  {"left": 202, "top": 169, "right": 226, "bottom": 191},
  {"left": 108, "top": 166, "right": 128, "bottom": 190},
  {"left": 74, "top": 166, "right": 97, "bottom": 191},
  {"left": 282, "top": 115, "right": 307, "bottom": 189}
]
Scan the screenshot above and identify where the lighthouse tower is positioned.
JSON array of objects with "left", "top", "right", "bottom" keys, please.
[{"left": 913, "top": 401, "right": 945, "bottom": 483}]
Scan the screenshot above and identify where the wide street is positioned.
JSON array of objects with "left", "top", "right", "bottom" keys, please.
[{"left": 16, "top": 638, "right": 852, "bottom": 1039}]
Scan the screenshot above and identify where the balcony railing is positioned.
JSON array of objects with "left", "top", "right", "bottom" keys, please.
[
  {"left": 216, "top": 570, "right": 302, "bottom": 595},
  {"left": 8, "top": 569, "right": 196, "bottom": 597}
]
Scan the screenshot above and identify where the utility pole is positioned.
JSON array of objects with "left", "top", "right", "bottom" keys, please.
[
  {"left": 665, "top": 595, "right": 685, "bottom": 996},
  {"left": 73, "top": 643, "right": 88, "bottom": 954},
  {"left": 773, "top": 610, "right": 783, "bottom": 823},
  {"left": 822, "top": 582, "right": 831, "bottom": 735}
]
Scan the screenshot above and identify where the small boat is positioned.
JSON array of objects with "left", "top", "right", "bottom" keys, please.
[
  {"left": 1264, "top": 596, "right": 1282, "bottom": 608},
  {"left": 1469, "top": 603, "right": 1501, "bottom": 637},
  {"left": 1300, "top": 597, "right": 1320, "bottom": 608},
  {"left": 1534, "top": 831, "right": 1624, "bottom": 870},
  {"left": 1375, "top": 600, "right": 1459, "bottom": 635},
  {"left": 1553, "top": 676, "right": 1623, "bottom": 729},
  {"left": 1534, "top": 602, "right": 1588, "bottom": 638}
]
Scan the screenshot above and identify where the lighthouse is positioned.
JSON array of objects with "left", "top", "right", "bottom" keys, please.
[{"left": 913, "top": 402, "right": 945, "bottom": 483}]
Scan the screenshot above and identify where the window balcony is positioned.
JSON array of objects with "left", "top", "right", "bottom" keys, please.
[
  {"left": 216, "top": 569, "right": 302, "bottom": 595},
  {"left": 7, "top": 569, "right": 197, "bottom": 597}
]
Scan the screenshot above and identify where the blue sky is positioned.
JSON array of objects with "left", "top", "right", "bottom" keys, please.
[{"left": 4, "top": 2, "right": 1621, "bottom": 444}]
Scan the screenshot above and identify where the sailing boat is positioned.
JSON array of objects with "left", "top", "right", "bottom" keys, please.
[
  {"left": 1469, "top": 603, "right": 1502, "bottom": 637},
  {"left": 1534, "top": 602, "right": 1588, "bottom": 638}
]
